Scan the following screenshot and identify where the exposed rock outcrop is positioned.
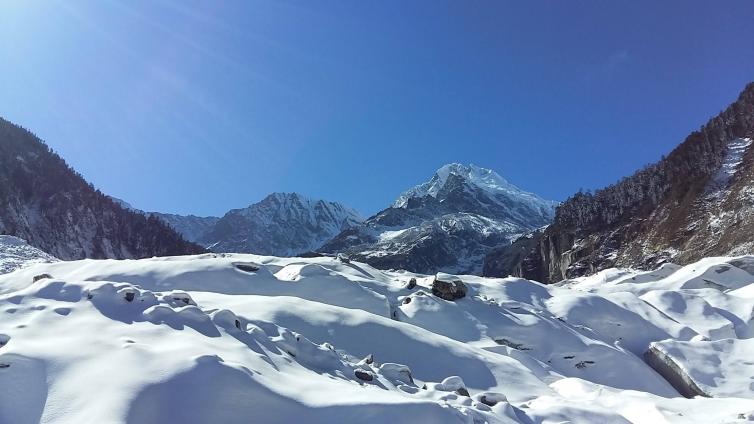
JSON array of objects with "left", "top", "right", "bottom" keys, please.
[
  {"left": 644, "top": 345, "right": 708, "bottom": 398},
  {"left": 431, "top": 277, "right": 467, "bottom": 301}
]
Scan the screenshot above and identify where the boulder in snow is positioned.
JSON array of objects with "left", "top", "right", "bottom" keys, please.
[
  {"left": 379, "top": 363, "right": 414, "bottom": 386},
  {"left": 354, "top": 369, "right": 374, "bottom": 382},
  {"left": 478, "top": 392, "right": 507, "bottom": 407},
  {"left": 33, "top": 273, "right": 53, "bottom": 283},
  {"left": 431, "top": 277, "right": 467, "bottom": 301},
  {"left": 405, "top": 278, "right": 417, "bottom": 290}
]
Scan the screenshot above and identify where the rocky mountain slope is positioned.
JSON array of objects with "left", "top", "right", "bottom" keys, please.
[
  {"left": 320, "top": 164, "right": 557, "bottom": 274},
  {"left": 0, "top": 118, "right": 204, "bottom": 260},
  {"left": 485, "top": 82, "right": 754, "bottom": 282},
  {"left": 199, "top": 193, "right": 363, "bottom": 256}
]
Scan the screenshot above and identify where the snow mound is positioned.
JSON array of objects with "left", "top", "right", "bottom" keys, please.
[
  {"left": 649, "top": 338, "right": 754, "bottom": 398},
  {"left": 2, "top": 253, "right": 754, "bottom": 422}
]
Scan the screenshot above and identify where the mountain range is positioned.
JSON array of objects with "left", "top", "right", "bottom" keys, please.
[{"left": 134, "top": 164, "right": 555, "bottom": 274}]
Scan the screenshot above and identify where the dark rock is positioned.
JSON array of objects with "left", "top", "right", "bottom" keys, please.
[
  {"left": 431, "top": 277, "right": 467, "bottom": 301},
  {"left": 124, "top": 292, "right": 135, "bottom": 302},
  {"left": 234, "top": 319, "right": 241, "bottom": 329},
  {"left": 32, "top": 274, "right": 53, "bottom": 283},
  {"left": 480, "top": 395, "right": 498, "bottom": 407},
  {"left": 456, "top": 388, "right": 470, "bottom": 397},
  {"left": 405, "top": 278, "right": 417, "bottom": 289},
  {"left": 298, "top": 251, "right": 326, "bottom": 258},
  {"left": 402, "top": 297, "right": 412, "bottom": 304},
  {"left": 495, "top": 338, "right": 530, "bottom": 351},
  {"left": 363, "top": 354, "right": 374, "bottom": 365},
  {"left": 0, "top": 363, "right": 9, "bottom": 369},
  {"left": 234, "top": 263, "right": 260, "bottom": 273},
  {"left": 354, "top": 369, "right": 374, "bottom": 382},
  {"left": 644, "top": 345, "right": 709, "bottom": 398}
]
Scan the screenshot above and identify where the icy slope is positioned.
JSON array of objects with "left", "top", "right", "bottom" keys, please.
[
  {"left": 2, "top": 254, "right": 754, "bottom": 423},
  {"left": 0, "top": 235, "right": 58, "bottom": 274}
]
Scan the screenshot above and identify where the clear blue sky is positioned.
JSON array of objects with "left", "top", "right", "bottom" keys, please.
[{"left": 1, "top": 1, "right": 753, "bottom": 217}]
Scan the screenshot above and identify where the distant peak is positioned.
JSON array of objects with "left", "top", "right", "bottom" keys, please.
[
  {"left": 434, "top": 163, "right": 512, "bottom": 189},
  {"left": 393, "top": 163, "right": 526, "bottom": 208},
  {"left": 243, "top": 192, "right": 363, "bottom": 221},
  {"left": 264, "top": 192, "right": 303, "bottom": 200}
]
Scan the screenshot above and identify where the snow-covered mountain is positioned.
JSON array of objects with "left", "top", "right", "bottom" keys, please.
[
  {"left": 200, "top": 193, "right": 363, "bottom": 256},
  {"left": 485, "top": 81, "right": 754, "bottom": 282},
  {"left": 320, "top": 164, "right": 557, "bottom": 274},
  {"left": 0, "top": 118, "right": 204, "bottom": 260},
  {"left": 3, "top": 252, "right": 754, "bottom": 423}
]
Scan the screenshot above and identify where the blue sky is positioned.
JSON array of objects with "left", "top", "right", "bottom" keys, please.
[{"left": 1, "top": 1, "right": 753, "bottom": 217}]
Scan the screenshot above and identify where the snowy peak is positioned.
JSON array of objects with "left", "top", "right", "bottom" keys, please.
[{"left": 393, "top": 163, "right": 556, "bottom": 213}]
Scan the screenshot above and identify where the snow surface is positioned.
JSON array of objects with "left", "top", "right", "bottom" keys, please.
[{"left": 2, "top": 250, "right": 754, "bottom": 423}]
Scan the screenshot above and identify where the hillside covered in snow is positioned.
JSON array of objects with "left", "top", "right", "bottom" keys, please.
[{"left": 3, "top": 251, "right": 754, "bottom": 423}]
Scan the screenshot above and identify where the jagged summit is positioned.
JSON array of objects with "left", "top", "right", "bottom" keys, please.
[
  {"left": 245, "top": 192, "right": 363, "bottom": 223},
  {"left": 394, "top": 164, "right": 549, "bottom": 209},
  {"left": 202, "top": 192, "right": 363, "bottom": 256}
]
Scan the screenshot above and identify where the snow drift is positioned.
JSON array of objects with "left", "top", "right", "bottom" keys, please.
[{"left": 2, "top": 250, "right": 754, "bottom": 423}]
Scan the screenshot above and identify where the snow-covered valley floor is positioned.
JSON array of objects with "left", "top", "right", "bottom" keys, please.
[{"left": 2, "top": 250, "right": 754, "bottom": 423}]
